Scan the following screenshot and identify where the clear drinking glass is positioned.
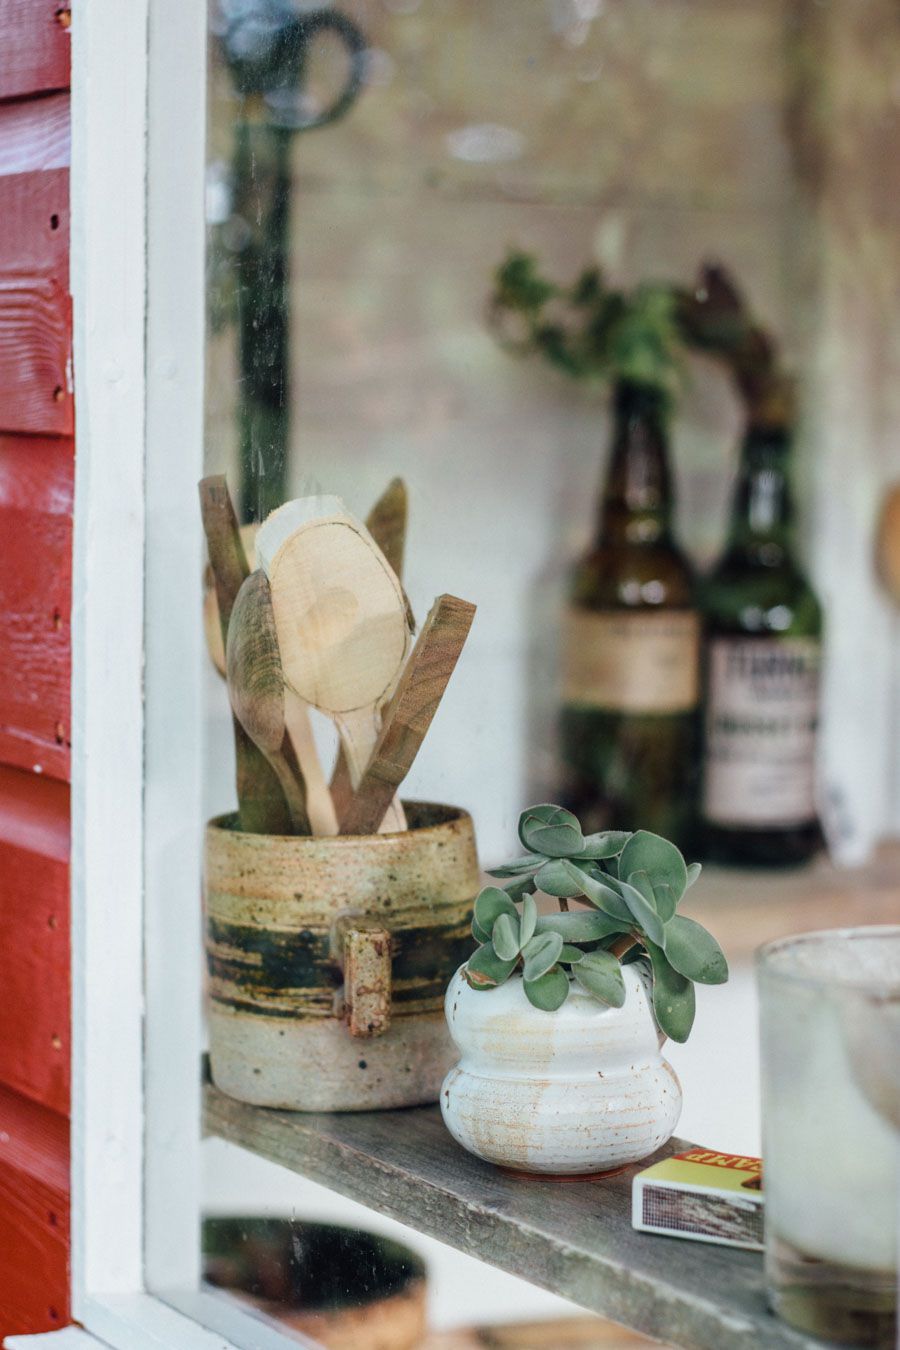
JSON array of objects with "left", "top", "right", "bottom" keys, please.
[{"left": 758, "top": 926, "right": 900, "bottom": 1347}]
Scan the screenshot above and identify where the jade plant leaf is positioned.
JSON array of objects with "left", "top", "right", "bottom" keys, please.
[
  {"left": 503, "top": 875, "right": 538, "bottom": 904},
  {"left": 520, "top": 893, "right": 538, "bottom": 946},
  {"left": 564, "top": 861, "right": 632, "bottom": 922},
  {"left": 663, "top": 915, "right": 728, "bottom": 985},
  {"left": 573, "top": 949, "right": 626, "bottom": 1007},
  {"left": 523, "top": 965, "right": 570, "bottom": 1011},
  {"left": 474, "top": 887, "right": 518, "bottom": 933},
  {"left": 558, "top": 943, "right": 585, "bottom": 963},
  {"left": 535, "top": 909, "right": 626, "bottom": 942},
  {"left": 535, "top": 859, "right": 580, "bottom": 897},
  {"left": 644, "top": 939, "right": 696, "bottom": 1042},
  {"left": 488, "top": 853, "right": 547, "bottom": 878},
  {"left": 472, "top": 915, "right": 490, "bottom": 943},
  {"left": 653, "top": 879, "right": 678, "bottom": 923},
  {"left": 685, "top": 861, "right": 702, "bottom": 889},
  {"left": 618, "top": 876, "right": 666, "bottom": 947},
  {"left": 572, "top": 830, "right": 632, "bottom": 860},
  {"left": 519, "top": 804, "right": 584, "bottom": 858},
  {"left": 491, "top": 912, "right": 521, "bottom": 962},
  {"left": 522, "top": 930, "right": 564, "bottom": 981},
  {"left": 619, "top": 830, "right": 688, "bottom": 902},
  {"left": 465, "top": 944, "right": 517, "bottom": 990}
]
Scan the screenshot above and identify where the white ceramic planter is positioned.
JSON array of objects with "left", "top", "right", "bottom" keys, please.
[{"left": 440, "top": 963, "right": 682, "bottom": 1175}]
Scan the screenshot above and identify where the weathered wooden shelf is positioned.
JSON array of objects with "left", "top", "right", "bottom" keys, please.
[{"left": 204, "top": 1083, "right": 819, "bottom": 1350}]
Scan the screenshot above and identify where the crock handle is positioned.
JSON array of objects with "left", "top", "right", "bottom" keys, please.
[{"left": 334, "top": 916, "right": 392, "bottom": 1038}]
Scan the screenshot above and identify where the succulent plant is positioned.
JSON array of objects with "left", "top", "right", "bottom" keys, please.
[{"left": 465, "top": 804, "right": 727, "bottom": 1042}]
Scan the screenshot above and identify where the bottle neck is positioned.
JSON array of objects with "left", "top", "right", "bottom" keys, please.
[
  {"left": 726, "top": 423, "right": 795, "bottom": 561},
  {"left": 598, "top": 381, "right": 673, "bottom": 546}
]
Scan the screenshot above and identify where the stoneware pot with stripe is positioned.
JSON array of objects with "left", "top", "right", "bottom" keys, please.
[
  {"left": 205, "top": 801, "right": 479, "bottom": 1111},
  {"left": 440, "top": 963, "right": 682, "bottom": 1174}
]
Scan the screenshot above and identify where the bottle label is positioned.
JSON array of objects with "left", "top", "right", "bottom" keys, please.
[
  {"left": 563, "top": 608, "right": 700, "bottom": 714},
  {"left": 702, "top": 637, "right": 820, "bottom": 828}
]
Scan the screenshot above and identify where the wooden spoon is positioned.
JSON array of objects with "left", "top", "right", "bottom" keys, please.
[
  {"left": 201, "top": 513, "right": 337, "bottom": 835},
  {"left": 338, "top": 593, "right": 475, "bottom": 834},
  {"left": 199, "top": 476, "right": 292, "bottom": 835},
  {"left": 227, "top": 570, "right": 311, "bottom": 834},
  {"left": 257, "top": 495, "right": 411, "bottom": 830}
]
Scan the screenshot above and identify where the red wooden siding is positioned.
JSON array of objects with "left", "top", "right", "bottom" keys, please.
[
  {"left": 0, "top": 3, "right": 73, "bottom": 1337},
  {"left": 0, "top": 1083, "right": 69, "bottom": 1333},
  {"left": 0, "top": 436, "right": 72, "bottom": 779},
  {"left": 0, "top": 2, "right": 70, "bottom": 102},
  {"left": 0, "top": 769, "right": 70, "bottom": 1113}
]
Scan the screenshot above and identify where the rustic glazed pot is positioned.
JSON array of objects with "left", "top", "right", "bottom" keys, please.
[
  {"left": 205, "top": 802, "right": 479, "bottom": 1111},
  {"left": 440, "top": 963, "right": 682, "bottom": 1174},
  {"left": 203, "top": 1217, "right": 427, "bottom": 1350}
]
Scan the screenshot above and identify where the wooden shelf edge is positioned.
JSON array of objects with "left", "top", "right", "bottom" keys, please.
[{"left": 203, "top": 1083, "right": 818, "bottom": 1350}]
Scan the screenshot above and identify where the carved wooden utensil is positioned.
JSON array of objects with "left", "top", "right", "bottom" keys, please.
[
  {"left": 338, "top": 593, "right": 476, "bottom": 835},
  {"left": 227, "top": 570, "right": 311, "bottom": 835},
  {"left": 257, "top": 495, "right": 411, "bottom": 831},
  {"left": 199, "top": 476, "right": 292, "bottom": 835}
]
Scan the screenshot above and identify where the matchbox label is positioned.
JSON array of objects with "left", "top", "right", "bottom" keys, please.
[
  {"left": 674, "top": 1149, "right": 762, "bottom": 1177},
  {"left": 632, "top": 1147, "right": 764, "bottom": 1250}
]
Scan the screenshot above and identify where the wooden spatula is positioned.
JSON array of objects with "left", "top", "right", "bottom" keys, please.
[
  {"left": 199, "top": 476, "right": 293, "bottom": 835},
  {"left": 338, "top": 594, "right": 476, "bottom": 835},
  {"left": 227, "top": 570, "right": 311, "bottom": 834},
  {"left": 257, "top": 495, "right": 411, "bottom": 830}
]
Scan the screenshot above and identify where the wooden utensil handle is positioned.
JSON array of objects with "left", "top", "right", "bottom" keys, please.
[
  {"left": 333, "top": 915, "right": 392, "bottom": 1038},
  {"left": 199, "top": 476, "right": 292, "bottom": 835},
  {"left": 270, "top": 734, "right": 311, "bottom": 835},
  {"left": 338, "top": 594, "right": 476, "bottom": 835},
  {"left": 284, "top": 690, "right": 338, "bottom": 836}
]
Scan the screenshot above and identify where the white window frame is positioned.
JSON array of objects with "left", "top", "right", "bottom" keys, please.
[{"left": 8, "top": 4, "right": 317, "bottom": 1347}]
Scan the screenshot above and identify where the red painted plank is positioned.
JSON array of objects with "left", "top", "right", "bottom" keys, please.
[
  {"left": 0, "top": 2, "right": 71, "bottom": 102},
  {"left": 0, "top": 1084, "right": 69, "bottom": 1335},
  {"left": 0, "top": 768, "right": 70, "bottom": 1114},
  {"left": 0, "top": 436, "right": 72, "bottom": 780},
  {"left": 0, "top": 97, "right": 70, "bottom": 435},
  {"left": 0, "top": 93, "right": 69, "bottom": 175}
]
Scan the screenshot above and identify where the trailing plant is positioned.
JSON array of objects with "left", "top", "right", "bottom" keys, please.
[
  {"left": 489, "top": 252, "right": 683, "bottom": 413},
  {"left": 489, "top": 250, "right": 793, "bottom": 429},
  {"left": 465, "top": 804, "right": 727, "bottom": 1042}
]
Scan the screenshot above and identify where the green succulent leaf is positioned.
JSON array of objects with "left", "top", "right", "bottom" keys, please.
[
  {"left": 644, "top": 939, "right": 696, "bottom": 1042},
  {"left": 503, "top": 875, "right": 538, "bottom": 904},
  {"left": 663, "top": 915, "right": 728, "bottom": 985},
  {"left": 519, "top": 804, "right": 585, "bottom": 858},
  {"left": 491, "top": 912, "right": 521, "bottom": 962},
  {"left": 520, "top": 893, "right": 538, "bottom": 946},
  {"left": 471, "top": 915, "right": 490, "bottom": 943},
  {"left": 558, "top": 944, "right": 585, "bottom": 963},
  {"left": 563, "top": 861, "right": 632, "bottom": 921},
  {"left": 465, "top": 944, "right": 517, "bottom": 990},
  {"left": 572, "top": 830, "right": 632, "bottom": 860},
  {"left": 535, "top": 909, "right": 627, "bottom": 942},
  {"left": 685, "top": 861, "right": 702, "bottom": 889},
  {"left": 619, "top": 831, "right": 688, "bottom": 903},
  {"left": 522, "top": 930, "right": 564, "bottom": 981},
  {"left": 535, "top": 859, "right": 580, "bottom": 897},
  {"left": 523, "top": 965, "right": 570, "bottom": 1011},
  {"left": 618, "top": 876, "right": 666, "bottom": 947},
  {"left": 573, "top": 949, "right": 626, "bottom": 1007},
  {"left": 474, "top": 887, "right": 518, "bottom": 932},
  {"left": 654, "top": 879, "right": 678, "bottom": 923},
  {"left": 488, "top": 854, "right": 547, "bottom": 878}
]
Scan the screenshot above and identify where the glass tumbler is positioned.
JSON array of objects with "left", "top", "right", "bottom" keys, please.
[{"left": 758, "top": 926, "right": 900, "bottom": 1347}]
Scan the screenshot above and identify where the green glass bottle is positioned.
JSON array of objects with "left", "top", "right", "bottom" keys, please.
[
  {"left": 559, "top": 379, "right": 700, "bottom": 847},
  {"left": 700, "top": 408, "right": 823, "bottom": 865}
]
